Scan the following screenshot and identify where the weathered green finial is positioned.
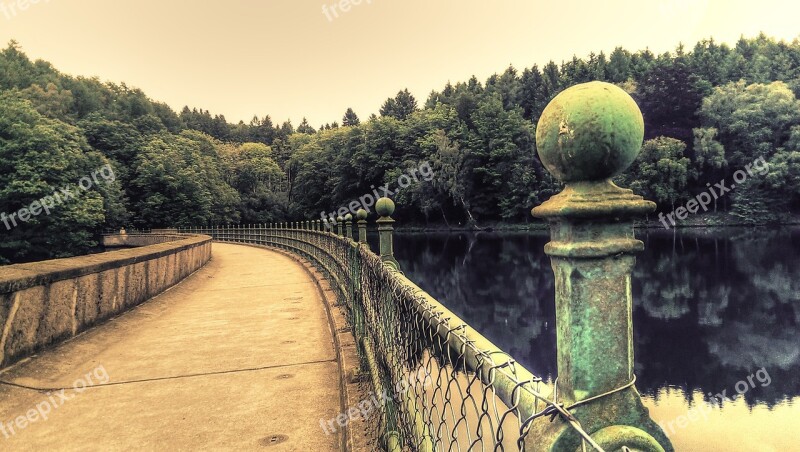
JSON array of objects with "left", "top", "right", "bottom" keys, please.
[
  {"left": 356, "top": 208, "right": 368, "bottom": 245},
  {"left": 375, "top": 197, "right": 396, "bottom": 217},
  {"left": 529, "top": 81, "right": 671, "bottom": 451},
  {"left": 536, "top": 81, "right": 644, "bottom": 183},
  {"left": 336, "top": 216, "right": 344, "bottom": 237}
]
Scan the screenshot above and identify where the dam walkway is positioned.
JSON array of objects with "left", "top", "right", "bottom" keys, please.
[{"left": 0, "top": 244, "right": 343, "bottom": 451}]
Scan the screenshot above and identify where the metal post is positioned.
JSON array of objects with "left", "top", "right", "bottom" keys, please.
[
  {"left": 336, "top": 216, "right": 344, "bottom": 237},
  {"left": 356, "top": 208, "right": 368, "bottom": 245},
  {"left": 376, "top": 198, "right": 400, "bottom": 271},
  {"left": 529, "top": 81, "right": 673, "bottom": 451},
  {"left": 344, "top": 213, "right": 353, "bottom": 240}
]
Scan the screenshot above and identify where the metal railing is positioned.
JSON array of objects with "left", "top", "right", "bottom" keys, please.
[{"left": 183, "top": 220, "right": 604, "bottom": 451}]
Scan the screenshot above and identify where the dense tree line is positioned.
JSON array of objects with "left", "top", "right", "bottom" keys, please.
[{"left": 1, "top": 34, "right": 799, "bottom": 263}]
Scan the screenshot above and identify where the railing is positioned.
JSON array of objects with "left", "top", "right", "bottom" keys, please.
[
  {"left": 179, "top": 81, "right": 674, "bottom": 451},
  {"left": 185, "top": 219, "right": 601, "bottom": 451}
]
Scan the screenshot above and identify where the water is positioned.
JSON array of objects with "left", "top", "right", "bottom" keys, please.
[{"left": 387, "top": 227, "right": 800, "bottom": 451}]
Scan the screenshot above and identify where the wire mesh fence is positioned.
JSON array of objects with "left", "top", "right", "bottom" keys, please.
[{"left": 182, "top": 224, "right": 606, "bottom": 451}]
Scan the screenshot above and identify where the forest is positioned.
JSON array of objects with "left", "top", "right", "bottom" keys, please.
[{"left": 1, "top": 33, "right": 799, "bottom": 263}]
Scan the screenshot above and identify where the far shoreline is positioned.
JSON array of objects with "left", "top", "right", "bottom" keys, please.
[{"left": 394, "top": 213, "right": 800, "bottom": 233}]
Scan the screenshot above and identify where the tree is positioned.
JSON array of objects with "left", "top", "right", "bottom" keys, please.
[
  {"left": 693, "top": 128, "right": 727, "bottom": 170},
  {"left": 699, "top": 80, "right": 800, "bottom": 170},
  {"left": 619, "top": 137, "right": 692, "bottom": 211},
  {"left": 607, "top": 47, "right": 632, "bottom": 83},
  {"left": 692, "top": 127, "right": 727, "bottom": 211},
  {"left": 131, "top": 131, "right": 239, "bottom": 228},
  {"left": 635, "top": 53, "right": 707, "bottom": 142},
  {"left": 220, "top": 142, "right": 288, "bottom": 223},
  {"left": 296, "top": 117, "right": 316, "bottom": 134},
  {"left": 380, "top": 89, "right": 418, "bottom": 120},
  {"left": 342, "top": 108, "right": 360, "bottom": 126},
  {"left": 427, "top": 129, "right": 473, "bottom": 224},
  {"left": 0, "top": 93, "right": 124, "bottom": 263}
]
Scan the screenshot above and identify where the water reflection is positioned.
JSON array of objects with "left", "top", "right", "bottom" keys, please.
[{"left": 389, "top": 227, "right": 800, "bottom": 449}]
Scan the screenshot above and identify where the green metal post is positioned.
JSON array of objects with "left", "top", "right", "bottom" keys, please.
[
  {"left": 376, "top": 198, "right": 400, "bottom": 272},
  {"left": 356, "top": 208, "right": 368, "bottom": 246},
  {"left": 528, "top": 81, "right": 673, "bottom": 451},
  {"left": 344, "top": 213, "right": 353, "bottom": 241},
  {"left": 336, "top": 216, "right": 344, "bottom": 237}
]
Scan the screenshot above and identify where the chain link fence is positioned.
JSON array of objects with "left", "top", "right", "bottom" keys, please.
[{"left": 185, "top": 224, "right": 606, "bottom": 451}]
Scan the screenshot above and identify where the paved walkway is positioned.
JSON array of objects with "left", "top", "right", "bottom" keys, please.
[{"left": 0, "top": 244, "right": 343, "bottom": 451}]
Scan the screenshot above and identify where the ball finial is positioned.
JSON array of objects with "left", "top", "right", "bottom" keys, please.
[
  {"left": 375, "top": 197, "right": 395, "bottom": 217},
  {"left": 356, "top": 208, "right": 368, "bottom": 221},
  {"left": 336, "top": 216, "right": 344, "bottom": 222},
  {"left": 536, "top": 81, "right": 644, "bottom": 183},
  {"left": 344, "top": 213, "right": 353, "bottom": 221}
]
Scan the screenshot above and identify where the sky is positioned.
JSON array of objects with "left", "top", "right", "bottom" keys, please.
[{"left": 0, "top": 0, "right": 798, "bottom": 127}]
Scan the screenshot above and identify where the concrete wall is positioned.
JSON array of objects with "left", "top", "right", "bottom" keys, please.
[
  {"left": 103, "top": 233, "right": 187, "bottom": 248},
  {"left": 0, "top": 234, "right": 211, "bottom": 368}
]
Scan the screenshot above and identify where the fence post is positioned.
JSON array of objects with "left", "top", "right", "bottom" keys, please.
[
  {"left": 356, "top": 208, "right": 368, "bottom": 245},
  {"left": 529, "top": 81, "right": 672, "bottom": 451},
  {"left": 376, "top": 197, "right": 401, "bottom": 272},
  {"left": 336, "top": 216, "right": 344, "bottom": 237},
  {"left": 344, "top": 213, "right": 354, "bottom": 240},
  {"left": 269, "top": 223, "right": 274, "bottom": 246}
]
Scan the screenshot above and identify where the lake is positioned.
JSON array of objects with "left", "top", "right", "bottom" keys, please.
[{"left": 383, "top": 227, "right": 800, "bottom": 451}]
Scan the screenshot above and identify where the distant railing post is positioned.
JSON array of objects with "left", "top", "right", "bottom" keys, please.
[
  {"left": 344, "top": 213, "right": 354, "bottom": 241},
  {"left": 376, "top": 197, "right": 400, "bottom": 272},
  {"left": 356, "top": 208, "right": 368, "bottom": 245},
  {"left": 529, "top": 81, "right": 673, "bottom": 451},
  {"left": 336, "top": 216, "right": 344, "bottom": 237}
]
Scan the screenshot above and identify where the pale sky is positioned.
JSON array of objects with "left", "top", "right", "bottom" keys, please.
[{"left": 1, "top": 0, "right": 798, "bottom": 127}]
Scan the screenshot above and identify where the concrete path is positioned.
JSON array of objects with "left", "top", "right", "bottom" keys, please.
[{"left": 0, "top": 244, "right": 343, "bottom": 451}]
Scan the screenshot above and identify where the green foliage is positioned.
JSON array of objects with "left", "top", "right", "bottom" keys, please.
[
  {"left": 3, "top": 33, "right": 800, "bottom": 263},
  {"left": 699, "top": 80, "right": 800, "bottom": 169},
  {"left": 380, "top": 89, "right": 418, "bottom": 120},
  {"left": 221, "top": 142, "right": 288, "bottom": 223},
  {"left": 619, "top": 137, "right": 692, "bottom": 210},
  {"left": 342, "top": 108, "right": 360, "bottom": 126},
  {"left": 131, "top": 132, "right": 239, "bottom": 228},
  {"left": 0, "top": 93, "right": 123, "bottom": 263},
  {"left": 693, "top": 127, "right": 726, "bottom": 170}
]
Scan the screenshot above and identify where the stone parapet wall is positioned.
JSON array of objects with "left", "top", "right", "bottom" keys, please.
[{"left": 0, "top": 234, "right": 211, "bottom": 368}]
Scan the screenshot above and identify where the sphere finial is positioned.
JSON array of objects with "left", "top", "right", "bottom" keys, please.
[
  {"left": 536, "top": 81, "right": 644, "bottom": 183},
  {"left": 336, "top": 215, "right": 344, "bottom": 222},
  {"left": 375, "top": 197, "right": 395, "bottom": 217},
  {"left": 356, "top": 208, "right": 368, "bottom": 221},
  {"left": 344, "top": 213, "right": 353, "bottom": 221}
]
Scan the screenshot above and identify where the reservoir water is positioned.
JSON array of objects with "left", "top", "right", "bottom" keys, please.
[{"left": 387, "top": 227, "right": 800, "bottom": 451}]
